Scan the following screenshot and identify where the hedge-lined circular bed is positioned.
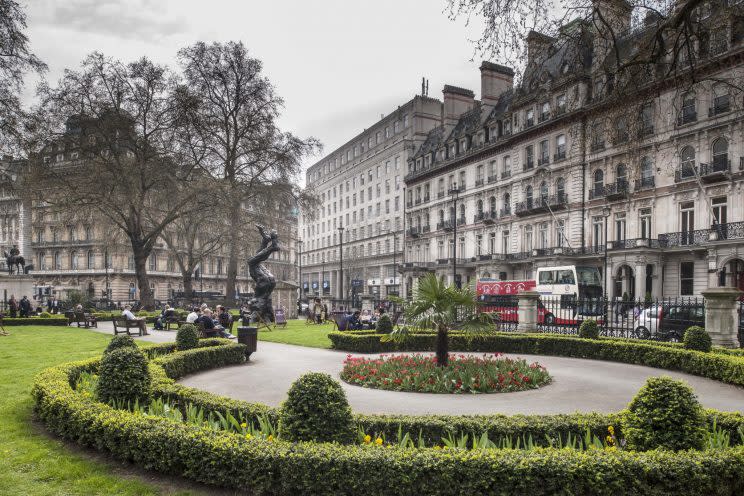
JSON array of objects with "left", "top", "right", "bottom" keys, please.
[{"left": 33, "top": 336, "right": 744, "bottom": 495}]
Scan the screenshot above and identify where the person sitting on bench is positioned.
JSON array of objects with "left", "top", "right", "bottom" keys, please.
[
  {"left": 347, "top": 310, "right": 363, "bottom": 330},
  {"left": 121, "top": 305, "right": 148, "bottom": 335},
  {"left": 197, "top": 308, "right": 235, "bottom": 339}
]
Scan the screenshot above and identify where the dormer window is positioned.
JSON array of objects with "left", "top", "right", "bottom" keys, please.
[
  {"left": 504, "top": 120, "right": 511, "bottom": 135},
  {"left": 460, "top": 138, "right": 467, "bottom": 153},
  {"left": 556, "top": 94, "right": 566, "bottom": 114},
  {"left": 450, "top": 143, "right": 455, "bottom": 157},
  {"left": 526, "top": 109, "right": 534, "bottom": 127},
  {"left": 539, "top": 102, "right": 550, "bottom": 122}
]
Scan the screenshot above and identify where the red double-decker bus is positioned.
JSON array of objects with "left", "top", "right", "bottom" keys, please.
[{"left": 475, "top": 279, "right": 551, "bottom": 323}]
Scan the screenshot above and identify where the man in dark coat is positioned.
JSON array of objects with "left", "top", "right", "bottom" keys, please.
[{"left": 19, "top": 296, "right": 31, "bottom": 318}]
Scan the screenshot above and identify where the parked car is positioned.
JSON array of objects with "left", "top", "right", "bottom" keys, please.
[{"left": 633, "top": 303, "right": 704, "bottom": 342}]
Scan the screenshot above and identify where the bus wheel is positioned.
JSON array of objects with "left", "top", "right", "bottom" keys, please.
[{"left": 544, "top": 314, "right": 555, "bottom": 325}]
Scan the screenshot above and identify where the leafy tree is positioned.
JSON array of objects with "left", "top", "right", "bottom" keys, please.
[
  {"left": 386, "top": 273, "right": 492, "bottom": 367},
  {"left": 0, "top": 0, "right": 46, "bottom": 154},
  {"left": 176, "top": 41, "right": 319, "bottom": 301}
]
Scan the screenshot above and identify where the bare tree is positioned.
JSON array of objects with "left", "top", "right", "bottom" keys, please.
[
  {"left": 25, "top": 53, "right": 207, "bottom": 308},
  {"left": 176, "top": 41, "right": 320, "bottom": 301},
  {"left": 0, "top": 0, "right": 46, "bottom": 154}
]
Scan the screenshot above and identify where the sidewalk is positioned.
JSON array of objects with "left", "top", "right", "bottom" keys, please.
[{"left": 87, "top": 321, "right": 178, "bottom": 344}]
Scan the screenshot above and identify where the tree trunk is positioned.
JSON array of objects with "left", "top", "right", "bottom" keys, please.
[
  {"left": 225, "top": 197, "right": 241, "bottom": 302},
  {"left": 133, "top": 247, "right": 154, "bottom": 310},
  {"left": 182, "top": 271, "right": 193, "bottom": 299},
  {"left": 435, "top": 326, "right": 449, "bottom": 367}
]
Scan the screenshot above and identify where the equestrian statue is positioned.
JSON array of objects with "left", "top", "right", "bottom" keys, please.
[
  {"left": 3, "top": 245, "right": 25, "bottom": 275},
  {"left": 246, "top": 224, "right": 280, "bottom": 326}
]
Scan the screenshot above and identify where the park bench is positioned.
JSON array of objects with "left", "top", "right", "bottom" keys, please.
[
  {"left": 113, "top": 317, "right": 145, "bottom": 337},
  {"left": 72, "top": 311, "right": 97, "bottom": 328},
  {"left": 164, "top": 315, "right": 184, "bottom": 330}
]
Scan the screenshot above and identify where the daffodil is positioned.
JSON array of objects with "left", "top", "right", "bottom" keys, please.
[
  {"left": 267, "top": 434, "right": 274, "bottom": 442},
  {"left": 240, "top": 422, "right": 247, "bottom": 429},
  {"left": 375, "top": 437, "right": 383, "bottom": 446},
  {"left": 364, "top": 434, "right": 371, "bottom": 444},
  {"left": 245, "top": 433, "right": 253, "bottom": 440}
]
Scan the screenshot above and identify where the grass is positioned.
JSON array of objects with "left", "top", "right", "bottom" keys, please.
[
  {"left": 257, "top": 319, "right": 334, "bottom": 349},
  {"left": 0, "top": 326, "right": 208, "bottom": 495}
]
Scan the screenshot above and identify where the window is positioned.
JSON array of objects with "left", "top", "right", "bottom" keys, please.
[
  {"left": 556, "top": 219, "right": 566, "bottom": 247},
  {"left": 87, "top": 250, "right": 95, "bottom": 269},
  {"left": 712, "top": 138, "right": 728, "bottom": 168},
  {"left": 525, "top": 108, "right": 534, "bottom": 127},
  {"left": 525, "top": 145, "right": 534, "bottom": 170},
  {"left": 616, "top": 163, "right": 627, "bottom": 187},
  {"left": 525, "top": 185, "right": 533, "bottom": 207},
  {"left": 70, "top": 251, "right": 78, "bottom": 270},
  {"left": 149, "top": 254, "right": 157, "bottom": 271},
  {"left": 54, "top": 251, "right": 61, "bottom": 270},
  {"left": 680, "top": 93, "right": 696, "bottom": 124},
  {"left": 539, "top": 140, "right": 549, "bottom": 164},
  {"left": 592, "top": 216, "right": 604, "bottom": 248},
  {"left": 458, "top": 170, "right": 466, "bottom": 190},
  {"left": 556, "top": 94, "right": 566, "bottom": 113},
  {"left": 640, "top": 208, "right": 652, "bottom": 239},
  {"left": 615, "top": 213, "right": 626, "bottom": 242},
  {"left": 556, "top": 177, "right": 566, "bottom": 200},
  {"left": 639, "top": 156, "right": 654, "bottom": 188},
  {"left": 540, "top": 101, "right": 550, "bottom": 121},
  {"left": 503, "top": 193, "right": 511, "bottom": 214},
  {"left": 593, "top": 169, "right": 604, "bottom": 195},
  {"left": 524, "top": 225, "right": 533, "bottom": 252},
  {"left": 502, "top": 230, "right": 510, "bottom": 254},
  {"left": 680, "top": 146, "right": 696, "bottom": 178},
  {"left": 538, "top": 222, "right": 548, "bottom": 249},
  {"left": 489, "top": 232, "right": 496, "bottom": 253},
  {"left": 539, "top": 181, "right": 548, "bottom": 203},
  {"left": 680, "top": 201, "right": 695, "bottom": 245},
  {"left": 680, "top": 262, "right": 695, "bottom": 295},
  {"left": 476, "top": 164, "right": 484, "bottom": 184},
  {"left": 502, "top": 155, "right": 511, "bottom": 177},
  {"left": 38, "top": 251, "right": 46, "bottom": 270},
  {"left": 591, "top": 121, "right": 604, "bottom": 149},
  {"left": 615, "top": 117, "right": 628, "bottom": 143},
  {"left": 640, "top": 104, "right": 653, "bottom": 134},
  {"left": 489, "top": 195, "right": 496, "bottom": 213},
  {"left": 555, "top": 134, "right": 566, "bottom": 159}
]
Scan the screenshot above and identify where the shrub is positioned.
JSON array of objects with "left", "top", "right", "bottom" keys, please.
[
  {"left": 96, "top": 347, "right": 152, "bottom": 406},
  {"left": 684, "top": 326, "right": 712, "bottom": 352},
  {"left": 176, "top": 324, "right": 199, "bottom": 350},
  {"left": 39, "top": 311, "right": 52, "bottom": 318},
  {"left": 279, "top": 372, "right": 355, "bottom": 444},
  {"left": 578, "top": 319, "right": 599, "bottom": 339},
  {"left": 104, "top": 335, "right": 137, "bottom": 355},
  {"left": 376, "top": 313, "right": 394, "bottom": 334},
  {"left": 136, "top": 310, "right": 149, "bottom": 317},
  {"left": 623, "top": 376, "right": 707, "bottom": 451}
]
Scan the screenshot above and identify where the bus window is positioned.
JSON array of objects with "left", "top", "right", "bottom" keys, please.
[
  {"left": 557, "top": 270, "right": 575, "bottom": 284},
  {"left": 539, "top": 270, "right": 556, "bottom": 284}
]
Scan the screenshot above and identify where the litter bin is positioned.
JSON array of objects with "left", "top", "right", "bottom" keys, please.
[{"left": 237, "top": 326, "right": 258, "bottom": 360}]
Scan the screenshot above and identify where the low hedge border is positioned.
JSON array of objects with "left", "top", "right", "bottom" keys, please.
[
  {"left": 32, "top": 343, "right": 744, "bottom": 494},
  {"left": 2, "top": 317, "right": 68, "bottom": 326},
  {"left": 328, "top": 331, "right": 744, "bottom": 387}
]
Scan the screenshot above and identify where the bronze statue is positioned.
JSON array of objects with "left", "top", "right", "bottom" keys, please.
[
  {"left": 246, "top": 225, "right": 279, "bottom": 324},
  {"left": 4, "top": 246, "right": 25, "bottom": 275}
]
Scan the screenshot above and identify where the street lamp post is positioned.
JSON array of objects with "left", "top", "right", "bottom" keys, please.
[
  {"left": 602, "top": 206, "right": 611, "bottom": 326},
  {"left": 449, "top": 183, "right": 460, "bottom": 288},
  {"left": 320, "top": 253, "right": 325, "bottom": 297},
  {"left": 392, "top": 232, "right": 397, "bottom": 295},
  {"left": 297, "top": 239, "right": 303, "bottom": 316},
  {"left": 338, "top": 225, "right": 345, "bottom": 302}
]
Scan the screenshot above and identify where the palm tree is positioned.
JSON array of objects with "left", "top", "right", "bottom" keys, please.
[{"left": 386, "top": 273, "right": 493, "bottom": 367}]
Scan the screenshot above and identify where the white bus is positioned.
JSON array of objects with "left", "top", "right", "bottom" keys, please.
[{"left": 535, "top": 265, "right": 604, "bottom": 324}]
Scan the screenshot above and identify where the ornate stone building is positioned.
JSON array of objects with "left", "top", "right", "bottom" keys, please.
[
  {"left": 403, "top": 5, "right": 744, "bottom": 300},
  {"left": 299, "top": 95, "right": 442, "bottom": 303}
]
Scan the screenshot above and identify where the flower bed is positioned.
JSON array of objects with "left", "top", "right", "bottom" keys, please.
[
  {"left": 341, "top": 353, "right": 551, "bottom": 393},
  {"left": 32, "top": 338, "right": 744, "bottom": 494}
]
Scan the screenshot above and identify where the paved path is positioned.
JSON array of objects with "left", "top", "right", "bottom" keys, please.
[{"left": 179, "top": 341, "right": 744, "bottom": 415}]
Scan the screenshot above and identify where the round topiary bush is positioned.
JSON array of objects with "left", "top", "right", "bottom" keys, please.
[
  {"left": 578, "top": 319, "right": 599, "bottom": 339},
  {"left": 376, "top": 314, "right": 393, "bottom": 334},
  {"left": 104, "top": 334, "right": 137, "bottom": 355},
  {"left": 683, "top": 326, "right": 712, "bottom": 352},
  {"left": 279, "top": 372, "right": 355, "bottom": 444},
  {"left": 96, "top": 347, "right": 152, "bottom": 406},
  {"left": 176, "top": 324, "right": 199, "bottom": 350},
  {"left": 39, "top": 311, "right": 52, "bottom": 318},
  {"left": 622, "top": 376, "right": 706, "bottom": 451}
]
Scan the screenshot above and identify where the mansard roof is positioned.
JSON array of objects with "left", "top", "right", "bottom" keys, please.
[{"left": 412, "top": 126, "right": 445, "bottom": 160}]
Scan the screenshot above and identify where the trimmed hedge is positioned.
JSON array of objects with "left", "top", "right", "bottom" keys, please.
[
  {"left": 2, "top": 317, "right": 68, "bottom": 326},
  {"left": 328, "top": 331, "right": 744, "bottom": 388},
  {"left": 32, "top": 338, "right": 744, "bottom": 494}
]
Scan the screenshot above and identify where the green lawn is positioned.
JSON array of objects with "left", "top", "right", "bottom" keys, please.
[
  {"left": 257, "top": 319, "right": 334, "bottom": 348},
  {"left": 0, "top": 326, "right": 206, "bottom": 496}
]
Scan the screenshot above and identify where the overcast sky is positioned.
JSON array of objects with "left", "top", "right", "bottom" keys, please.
[{"left": 22, "top": 0, "right": 487, "bottom": 176}]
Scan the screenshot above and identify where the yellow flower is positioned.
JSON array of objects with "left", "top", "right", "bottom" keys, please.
[
  {"left": 433, "top": 445, "right": 442, "bottom": 450},
  {"left": 240, "top": 422, "right": 247, "bottom": 429},
  {"left": 267, "top": 434, "right": 274, "bottom": 442},
  {"left": 364, "top": 434, "right": 371, "bottom": 444},
  {"left": 608, "top": 425, "right": 615, "bottom": 436},
  {"left": 245, "top": 433, "right": 253, "bottom": 440},
  {"left": 375, "top": 437, "right": 383, "bottom": 446}
]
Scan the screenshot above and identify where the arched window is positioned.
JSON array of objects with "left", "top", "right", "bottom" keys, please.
[
  {"left": 556, "top": 178, "right": 566, "bottom": 199},
  {"left": 87, "top": 250, "right": 95, "bottom": 269},
  {"left": 712, "top": 138, "right": 728, "bottom": 168},
  {"left": 593, "top": 169, "right": 604, "bottom": 194},
  {"left": 539, "top": 181, "right": 549, "bottom": 202},
  {"left": 680, "top": 146, "right": 695, "bottom": 178},
  {"left": 477, "top": 199, "right": 484, "bottom": 215},
  {"left": 459, "top": 203, "right": 465, "bottom": 220},
  {"left": 525, "top": 185, "right": 533, "bottom": 207},
  {"left": 489, "top": 195, "right": 496, "bottom": 213}
]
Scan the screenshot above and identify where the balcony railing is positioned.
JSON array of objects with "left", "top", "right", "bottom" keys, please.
[
  {"left": 457, "top": 216, "right": 466, "bottom": 226},
  {"left": 437, "top": 191, "right": 445, "bottom": 199},
  {"left": 422, "top": 224, "right": 431, "bottom": 233},
  {"left": 474, "top": 211, "right": 498, "bottom": 225},
  {"left": 436, "top": 220, "right": 454, "bottom": 231},
  {"left": 600, "top": 179, "right": 629, "bottom": 200},
  {"left": 708, "top": 99, "right": 730, "bottom": 117},
  {"left": 659, "top": 228, "right": 713, "bottom": 248},
  {"left": 635, "top": 176, "right": 655, "bottom": 191},
  {"left": 609, "top": 238, "right": 661, "bottom": 250},
  {"left": 538, "top": 156, "right": 550, "bottom": 166},
  {"left": 504, "top": 251, "right": 531, "bottom": 261},
  {"left": 487, "top": 175, "right": 497, "bottom": 183},
  {"left": 638, "top": 125, "right": 654, "bottom": 138},
  {"left": 538, "top": 112, "right": 550, "bottom": 123},
  {"left": 406, "top": 201, "right": 413, "bottom": 208},
  {"left": 554, "top": 150, "right": 566, "bottom": 161},
  {"left": 423, "top": 194, "right": 430, "bottom": 202},
  {"left": 475, "top": 178, "right": 484, "bottom": 187},
  {"left": 525, "top": 118, "right": 534, "bottom": 128},
  {"left": 501, "top": 170, "right": 511, "bottom": 179},
  {"left": 524, "top": 159, "right": 534, "bottom": 170},
  {"left": 590, "top": 141, "right": 605, "bottom": 152},
  {"left": 407, "top": 226, "right": 421, "bottom": 238},
  {"left": 699, "top": 158, "right": 730, "bottom": 181},
  {"left": 677, "top": 109, "right": 697, "bottom": 126},
  {"left": 414, "top": 198, "right": 422, "bottom": 205},
  {"left": 515, "top": 193, "right": 568, "bottom": 215},
  {"left": 500, "top": 207, "right": 511, "bottom": 217}
]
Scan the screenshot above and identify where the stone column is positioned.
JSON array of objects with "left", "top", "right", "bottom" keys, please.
[
  {"left": 701, "top": 287, "right": 742, "bottom": 348},
  {"left": 517, "top": 290, "right": 540, "bottom": 333},
  {"left": 634, "top": 264, "right": 646, "bottom": 301}
]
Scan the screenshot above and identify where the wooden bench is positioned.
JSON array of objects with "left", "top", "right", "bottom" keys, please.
[
  {"left": 72, "top": 312, "right": 97, "bottom": 328},
  {"left": 113, "top": 317, "right": 146, "bottom": 336},
  {"left": 164, "top": 315, "right": 184, "bottom": 331}
]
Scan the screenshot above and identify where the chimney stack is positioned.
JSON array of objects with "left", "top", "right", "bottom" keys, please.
[
  {"left": 442, "top": 84, "right": 475, "bottom": 133},
  {"left": 480, "top": 62, "right": 514, "bottom": 109}
]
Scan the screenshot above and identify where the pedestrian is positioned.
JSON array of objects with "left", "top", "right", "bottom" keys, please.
[
  {"left": 19, "top": 296, "right": 31, "bottom": 318},
  {"left": 8, "top": 295, "right": 17, "bottom": 318},
  {"left": 121, "top": 304, "right": 148, "bottom": 335}
]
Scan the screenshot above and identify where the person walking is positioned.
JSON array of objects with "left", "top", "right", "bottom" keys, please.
[
  {"left": 8, "top": 295, "right": 17, "bottom": 318},
  {"left": 19, "top": 296, "right": 31, "bottom": 318}
]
